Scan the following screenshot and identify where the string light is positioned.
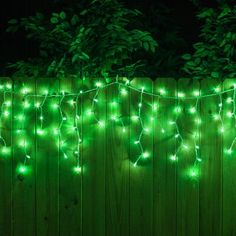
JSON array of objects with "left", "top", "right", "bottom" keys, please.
[{"left": 0, "top": 78, "right": 235, "bottom": 178}]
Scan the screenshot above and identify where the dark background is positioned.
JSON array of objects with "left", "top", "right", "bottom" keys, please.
[{"left": 0, "top": 0, "right": 218, "bottom": 73}]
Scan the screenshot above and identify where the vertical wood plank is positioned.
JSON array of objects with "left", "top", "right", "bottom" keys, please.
[
  {"left": 223, "top": 79, "right": 236, "bottom": 235},
  {"left": 153, "top": 77, "right": 177, "bottom": 236},
  {"left": 59, "top": 76, "right": 82, "bottom": 236},
  {"left": 105, "top": 79, "right": 130, "bottom": 236},
  {"left": 12, "top": 77, "right": 36, "bottom": 236},
  {"left": 82, "top": 78, "right": 106, "bottom": 236},
  {"left": 176, "top": 78, "right": 199, "bottom": 236},
  {"left": 199, "top": 79, "right": 223, "bottom": 236},
  {"left": 129, "top": 77, "right": 153, "bottom": 236},
  {"left": 0, "top": 78, "right": 13, "bottom": 235},
  {"left": 35, "top": 78, "right": 59, "bottom": 236}
]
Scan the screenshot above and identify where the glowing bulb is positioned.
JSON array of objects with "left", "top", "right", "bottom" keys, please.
[
  {"left": 52, "top": 103, "right": 59, "bottom": 109},
  {"left": 1, "top": 146, "right": 10, "bottom": 155},
  {"left": 131, "top": 115, "right": 139, "bottom": 121},
  {"left": 214, "top": 87, "right": 221, "bottom": 93},
  {"left": 69, "top": 100, "right": 75, "bottom": 105},
  {"left": 111, "top": 115, "right": 118, "bottom": 121},
  {"left": 64, "top": 153, "right": 68, "bottom": 159},
  {"left": 142, "top": 152, "right": 149, "bottom": 159},
  {"left": 22, "top": 88, "right": 30, "bottom": 94},
  {"left": 174, "top": 106, "right": 182, "bottom": 113},
  {"left": 226, "top": 97, "right": 233, "bottom": 104},
  {"left": 39, "top": 116, "right": 44, "bottom": 120},
  {"left": 178, "top": 92, "right": 185, "bottom": 98},
  {"left": 6, "top": 83, "right": 12, "bottom": 89},
  {"left": 4, "top": 101, "right": 11, "bottom": 107},
  {"left": 63, "top": 117, "right": 67, "bottom": 121},
  {"left": 134, "top": 141, "right": 139, "bottom": 144},
  {"left": 74, "top": 166, "right": 81, "bottom": 174},
  {"left": 93, "top": 98, "right": 98, "bottom": 103},
  {"left": 183, "top": 144, "right": 189, "bottom": 150},
  {"left": 26, "top": 155, "right": 31, "bottom": 159},
  {"left": 170, "top": 155, "right": 177, "bottom": 162},
  {"left": 193, "top": 90, "right": 200, "bottom": 97},
  {"left": 122, "top": 128, "right": 126, "bottom": 133},
  {"left": 189, "top": 107, "right": 196, "bottom": 114},
  {"left": 196, "top": 158, "right": 202, "bottom": 162},
  {"left": 220, "top": 127, "right": 225, "bottom": 133},
  {"left": 213, "top": 114, "right": 220, "bottom": 120},
  {"left": 161, "top": 128, "right": 165, "bottom": 134},
  {"left": 227, "top": 149, "right": 232, "bottom": 155},
  {"left": 159, "top": 88, "right": 166, "bottom": 95},
  {"left": 195, "top": 118, "right": 202, "bottom": 125},
  {"left": 17, "top": 115, "right": 24, "bottom": 121},
  {"left": 35, "top": 102, "right": 40, "bottom": 108},
  {"left": 23, "top": 101, "right": 30, "bottom": 108},
  {"left": 144, "top": 128, "right": 150, "bottom": 133},
  {"left": 95, "top": 82, "right": 102, "bottom": 87},
  {"left": 153, "top": 104, "right": 158, "bottom": 111},
  {"left": 53, "top": 128, "right": 59, "bottom": 135},
  {"left": 87, "top": 109, "right": 93, "bottom": 116},
  {"left": 19, "top": 165, "right": 27, "bottom": 174},
  {"left": 98, "top": 121, "right": 105, "bottom": 127},
  {"left": 121, "top": 89, "right": 127, "bottom": 95},
  {"left": 227, "top": 111, "right": 233, "bottom": 118},
  {"left": 37, "top": 129, "right": 44, "bottom": 136},
  {"left": 138, "top": 103, "right": 142, "bottom": 108},
  {"left": 3, "top": 111, "right": 9, "bottom": 117}
]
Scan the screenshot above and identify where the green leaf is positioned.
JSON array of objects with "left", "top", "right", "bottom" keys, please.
[
  {"left": 182, "top": 54, "right": 192, "bottom": 60},
  {"left": 8, "top": 19, "right": 18, "bottom": 24},
  {"left": 50, "top": 17, "right": 58, "bottom": 24},
  {"left": 143, "top": 42, "right": 149, "bottom": 51},
  {"left": 60, "top": 11, "right": 66, "bottom": 19},
  {"left": 211, "top": 71, "right": 220, "bottom": 78}
]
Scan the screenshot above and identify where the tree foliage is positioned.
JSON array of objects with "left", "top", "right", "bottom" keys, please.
[
  {"left": 182, "top": 4, "right": 236, "bottom": 80},
  {"left": 7, "top": 0, "right": 158, "bottom": 79}
]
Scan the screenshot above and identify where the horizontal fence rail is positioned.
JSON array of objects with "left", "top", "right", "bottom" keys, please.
[{"left": 0, "top": 76, "right": 236, "bottom": 236}]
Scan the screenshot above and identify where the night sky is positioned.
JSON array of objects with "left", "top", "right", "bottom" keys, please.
[{"left": 0, "top": 0, "right": 218, "bottom": 72}]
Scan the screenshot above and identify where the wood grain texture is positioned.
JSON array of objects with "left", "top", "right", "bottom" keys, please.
[
  {"left": 199, "top": 79, "right": 223, "bottom": 236},
  {"left": 0, "top": 77, "right": 13, "bottom": 236},
  {"left": 35, "top": 78, "right": 59, "bottom": 236},
  {"left": 176, "top": 78, "right": 199, "bottom": 236},
  {"left": 223, "top": 79, "right": 236, "bottom": 236},
  {"left": 12, "top": 78, "right": 36, "bottom": 236},
  {"left": 153, "top": 78, "right": 177, "bottom": 236},
  {"left": 129, "top": 78, "right": 153, "bottom": 236},
  {"left": 82, "top": 78, "right": 106, "bottom": 236},
  {"left": 105, "top": 79, "right": 130, "bottom": 236}
]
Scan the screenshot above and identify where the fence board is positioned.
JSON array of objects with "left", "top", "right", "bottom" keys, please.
[
  {"left": 177, "top": 78, "right": 199, "bottom": 236},
  {"left": 82, "top": 78, "right": 106, "bottom": 236},
  {"left": 129, "top": 78, "right": 153, "bottom": 236},
  {"left": 105, "top": 80, "right": 130, "bottom": 236},
  {"left": 199, "top": 79, "right": 223, "bottom": 236},
  {"left": 0, "top": 78, "right": 13, "bottom": 236},
  {"left": 12, "top": 78, "right": 36, "bottom": 236},
  {"left": 35, "top": 78, "right": 60, "bottom": 236},
  {"left": 223, "top": 79, "right": 236, "bottom": 236},
  {"left": 58, "top": 77, "right": 82, "bottom": 236},
  {"left": 153, "top": 77, "right": 177, "bottom": 235}
]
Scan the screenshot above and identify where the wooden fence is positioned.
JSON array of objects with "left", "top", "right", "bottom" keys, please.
[{"left": 0, "top": 76, "right": 236, "bottom": 236}]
